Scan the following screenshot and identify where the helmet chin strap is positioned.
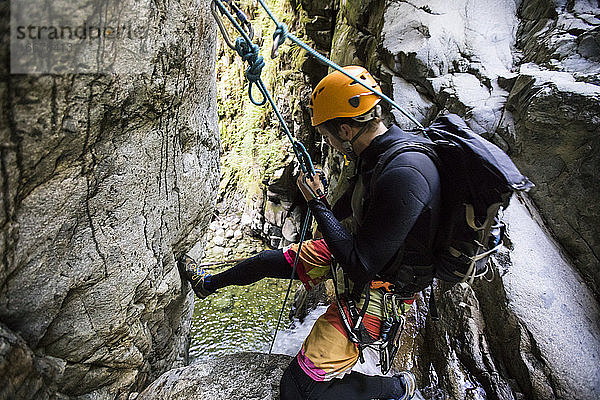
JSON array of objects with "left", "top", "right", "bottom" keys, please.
[
  {"left": 331, "top": 105, "right": 381, "bottom": 159},
  {"left": 338, "top": 122, "right": 371, "bottom": 160}
]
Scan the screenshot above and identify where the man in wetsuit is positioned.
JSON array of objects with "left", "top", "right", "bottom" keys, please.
[{"left": 178, "top": 66, "right": 441, "bottom": 400}]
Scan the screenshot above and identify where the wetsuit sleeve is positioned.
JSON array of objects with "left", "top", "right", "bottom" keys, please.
[
  {"left": 308, "top": 152, "right": 437, "bottom": 284},
  {"left": 331, "top": 183, "right": 354, "bottom": 221}
]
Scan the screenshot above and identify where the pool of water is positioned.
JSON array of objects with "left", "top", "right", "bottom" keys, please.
[{"left": 189, "top": 263, "right": 312, "bottom": 360}]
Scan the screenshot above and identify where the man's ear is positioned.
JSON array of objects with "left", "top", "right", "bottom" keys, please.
[{"left": 338, "top": 123, "right": 354, "bottom": 141}]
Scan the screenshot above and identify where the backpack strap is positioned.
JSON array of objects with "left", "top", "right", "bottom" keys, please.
[
  {"left": 367, "top": 141, "right": 440, "bottom": 296},
  {"left": 370, "top": 142, "right": 440, "bottom": 199}
]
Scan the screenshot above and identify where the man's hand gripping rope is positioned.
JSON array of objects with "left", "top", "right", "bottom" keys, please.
[{"left": 297, "top": 169, "right": 328, "bottom": 202}]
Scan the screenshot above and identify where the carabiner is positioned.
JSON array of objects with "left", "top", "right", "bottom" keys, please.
[
  {"left": 211, "top": 1, "right": 236, "bottom": 49},
  {"left": 382, "top": 292, "right": 392, "bottom": 320},
  {"left": 211, "top": 0, "right": 254, "bottom": 50},
  {"left": 271, "top": 23, "right": 288, "bottom": 59},
  {"left": 226, "top": 0, "right": 254, "bottom": 41}
]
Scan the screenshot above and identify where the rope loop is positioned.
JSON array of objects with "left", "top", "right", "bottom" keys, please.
[
  {"left": 245, "top": 54, "right": 265, "bottom": 82},
  {"left": 235, "top": 37, "right": 267, "bottom": 105}
]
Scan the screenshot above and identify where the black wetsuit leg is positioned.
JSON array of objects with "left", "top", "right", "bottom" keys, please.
[
  {"left": 280, "top": 357, "right": 406, "bottom": 400},
  {"left": 205, "top": 249, "right": 298, "bottom": 292}
]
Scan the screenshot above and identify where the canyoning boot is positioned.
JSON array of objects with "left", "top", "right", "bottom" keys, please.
[
  {"left": 177, "top": 254, "right": 215, "bottom": 299},
  {"left": 389, "top": 371, "right": 416, "bottom": 400}
]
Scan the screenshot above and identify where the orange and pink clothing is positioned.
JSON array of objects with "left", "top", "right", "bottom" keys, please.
[{"left": 284, "top": 239, "right": 413, "bottom": 381}]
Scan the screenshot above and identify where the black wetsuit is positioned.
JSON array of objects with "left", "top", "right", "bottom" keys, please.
[
  {"left": 309, "top": 125, "right": 441, "bottom": 286},
  {"left": 206, "top": 125, "right": 441, "bottom": 399}
]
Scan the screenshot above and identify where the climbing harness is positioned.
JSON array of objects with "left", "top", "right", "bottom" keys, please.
[
  {"left": 330, "top": 262, "right": 408, "bottom": 374},
  {"left": 210, "top": 0, "right": 426, "bottom": 355}
]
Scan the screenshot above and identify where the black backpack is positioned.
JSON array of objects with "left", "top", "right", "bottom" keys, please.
[
  {"left": 373, "top": 114, "right": 534, "bottom": 289},
  {"left": 334, "top": 115, "right": 533, "bottom": 366}
]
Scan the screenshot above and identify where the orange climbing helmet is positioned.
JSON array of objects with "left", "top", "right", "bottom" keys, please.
[{"left": 309, "top": 65, "right": 382, "bottom": 126}]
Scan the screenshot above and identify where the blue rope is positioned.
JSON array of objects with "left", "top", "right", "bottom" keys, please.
[
  {"left": 213, "top": 0, "right": 315, "bottom": 175},
  {"left": 255, "top": 0, "right": 425, "bottom": 130},
  {"left": 268, "top": 208, "right": 312, "bottom": 354},
  {"left": 234, "top": 38, "right": 267, "bottom": 106}
]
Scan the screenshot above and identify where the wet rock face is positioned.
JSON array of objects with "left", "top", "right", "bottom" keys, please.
[
  {"left": 135, "top": 353, "right": 292, "bottom": 400},
  {"left": 0, "top": 0, "right": 219, "bottom": 398},
  {"left": 482, "top": 197, "right": 600, "bottom": 400},
  {"left": 380, "top": 0, "right": 600, "bottom": 295},
  {"left": 422, "top": 283, "right": 516, "bottom": 400},
  {"left": 503, "top": 64, "right": 600, "bottom": 299},
  {"left": 376, "top": 0, "right": 600, "bottom": 398},
  {"left": 415, "top": 197, "right": 600, "bottom": 400},
  {"left": 381, "top": 0, "right": 520, "bottom": 132}
]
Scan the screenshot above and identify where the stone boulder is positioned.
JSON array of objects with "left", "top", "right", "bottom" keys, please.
[
  {"left": 0, "top": 0, "right": 219, "bottom": 397},
  {"left": 135, "top": 353, "right": 292, "bottom": 400}
]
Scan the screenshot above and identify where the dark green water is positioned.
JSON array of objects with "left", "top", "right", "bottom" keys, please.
[{"left": 189, "top": 264, "right": 297, "bottom": 359}]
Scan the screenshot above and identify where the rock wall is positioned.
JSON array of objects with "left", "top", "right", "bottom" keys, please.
[
  {"left": 0, "top": 0, "right": 220, "bottom": 398},
  {"left": 503, "top": 63, "right": 600, "bottom": 298},
  {"left": 416, "top": 196, "right": 600, "bottom": 400}
]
